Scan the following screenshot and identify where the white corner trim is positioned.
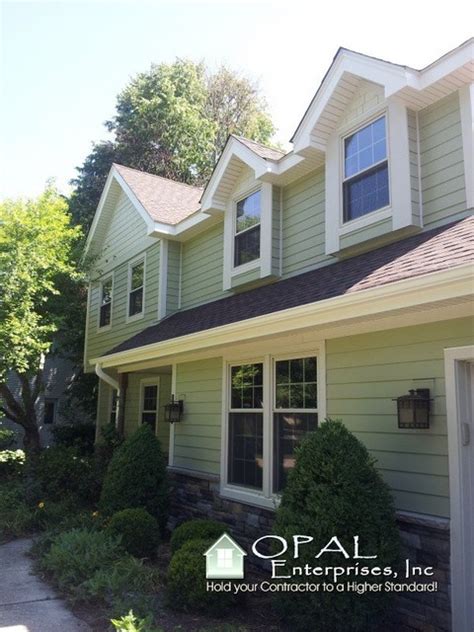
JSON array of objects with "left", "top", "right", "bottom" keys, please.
[
  {"left": 444, "top": 345, "right": 474, "bottom": 632},
  {"left": 158, "top": 239, "right": 168, "bottom": 320},
  {"left": 459, "top": 84, "right": 474, "bottom": 210},
  {"left": 168, "top": 364, "right": 177, "bottom": 467}
]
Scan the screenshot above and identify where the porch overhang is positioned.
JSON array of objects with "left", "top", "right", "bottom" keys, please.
[{"left": 91, "top": 263, "right": 473, "bottom": 371}]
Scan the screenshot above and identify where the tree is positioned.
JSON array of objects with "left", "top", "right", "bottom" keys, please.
[
  {"left": 69, "top": 59, "right": 276, "bottom": 230},
  {"left": 0, "top": 186, "right": 81, "bottom": 453}
]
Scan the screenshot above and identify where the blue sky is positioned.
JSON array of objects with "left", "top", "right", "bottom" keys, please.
[{"left": 1, "top": 0, "right": 472, "bottom": 199}]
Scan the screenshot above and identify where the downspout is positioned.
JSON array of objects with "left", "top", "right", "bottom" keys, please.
[{"left": 95, "top": 363, "right": 120, "bottom": 394}]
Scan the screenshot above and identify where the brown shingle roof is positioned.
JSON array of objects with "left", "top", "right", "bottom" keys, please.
[
  {"left": 114, "top": 164, "right": 203, "bottom": 225},
  {"left": 103, "top": 217, "right": 473, "bottom": 357},
  {"left": 233, "top": 135, "right": 286, "bottom": 161}
]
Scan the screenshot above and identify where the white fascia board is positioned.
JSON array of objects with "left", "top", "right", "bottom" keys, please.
[
  {"left": 418, "top": 38, "right": 474, "bottom": 89},
  {"left": 90, "top": 263, "right": 473, "bottom": 369},
  {"left": 83, "top": 167, "right": 118, "bottom": 259},
  {"left": 200, "top": 138, "right": 268, "bottom": 213}
]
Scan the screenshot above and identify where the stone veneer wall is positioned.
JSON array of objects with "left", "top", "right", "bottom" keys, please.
[{"left": 168, "top": 468, "right": 451, "bottom": 632}]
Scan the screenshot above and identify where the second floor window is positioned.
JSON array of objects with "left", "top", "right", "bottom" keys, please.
[
  {"left": 343, "top": 116, "right": 389, "bottom": 222},
  {"left": 128, "top": 260, "right": 144, "bottom": 318},
  {"left": 99, "top": 277, "right": 112, "bottom": 328},
  {"left": 234, "top": 190, "right": 261, "bottom": 267}
]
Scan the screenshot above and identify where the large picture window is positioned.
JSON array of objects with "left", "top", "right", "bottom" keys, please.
[
  {"left": 128, "top": 260, "right": 144, "bottom": 318},
  {"left": 99, "top": 277, "right": 112, "bottom": 328},
  {"left": 225, "top": 355, "right": 320, "bottom": 503},
  {"left": 228, "top": 363, "right": 263, "bottom": 489},
  {"left": 343, "top": 116, "right": 389, "bottom": 222},
  {"left": 234, "top": 190, "right": 261, "bottom": 267}
]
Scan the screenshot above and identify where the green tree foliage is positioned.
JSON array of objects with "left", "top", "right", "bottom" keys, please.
[
  {"left": 273, "top": 419, "right": 400, "bottom": 631},
  {"left": 0, "top": 187, "right": 81, "bottom": 452},
  {"left": 99, "top": 425, "right": 168, "bottom": 531},
  {"left": 69, "top": 59, "right": 276, "bottom": 229}
]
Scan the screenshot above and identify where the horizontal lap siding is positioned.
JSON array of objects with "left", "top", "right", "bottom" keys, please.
[
  {"left": 166, "top": 241, "right": 181, "bottom": 315},
  {"left": 326, "top": 317, "right": 474, "bottom": 518},
  {"left": 124, "top": 372, "right": 171, "bottom": 450},
  {"left": 419, "top": 92, "right": 467, "bottom": 227},
  {"left": 86, "top": 242, "right": 160, "bottom": 364},
  {"left": 173, "top": 358, "right": 222, "bottom": 475},
  {"left": 180, "top": 223, "right": 225, "bottom": 309},
  {"left": 281, "top": 169, "right": 328, "bottom": 277}
]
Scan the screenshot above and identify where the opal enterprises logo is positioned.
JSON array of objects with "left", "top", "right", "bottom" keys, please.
[{"left": 204, "top": 533, "right": 439, "bottom": 595}]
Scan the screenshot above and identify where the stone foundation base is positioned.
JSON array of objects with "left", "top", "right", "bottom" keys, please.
[{"left": 168, "top": 468, "right": 451, "bottom": 631}]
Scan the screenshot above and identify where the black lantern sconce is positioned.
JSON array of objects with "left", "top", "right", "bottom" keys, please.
[
  {"left": 394, "top": 389, "right": 431, "bottom": 429},
  {"left": 164, "top": 394, "right": 184, "bottom": 423}
]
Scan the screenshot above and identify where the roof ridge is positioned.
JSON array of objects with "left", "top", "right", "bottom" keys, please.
[{"left": 113, "top": 163, "right": 204, "bottom": 192}]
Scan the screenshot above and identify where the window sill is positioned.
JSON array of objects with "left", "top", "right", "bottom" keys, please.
[
  {"left": 231, "top": 258, "right": 261, "bottom": 276},
  {"left": 97, "top": 324, "right": 112, "bottom": 333},
  {"left": 339, "top": 206, "right": 391, "bottom": 235},
  {"left": 220, "top": 484, "right": 279, "bottom": 511},
  {"left": 126, "top": 312, "right": 145, "bottom": 324}
]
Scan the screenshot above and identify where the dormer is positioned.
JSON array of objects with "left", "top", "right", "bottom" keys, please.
[
  {"left": 291, "top": 43, "right": 474, "bottom": 256},
  {"left": 201, "top": 135, "right": 285, "bottom": 291}
]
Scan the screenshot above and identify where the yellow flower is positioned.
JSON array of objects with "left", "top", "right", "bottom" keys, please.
[
  {"left": 92, "top": 511, "right": 99, "bottom": 518},
  {"left": 38, "top": 501, "right": 45, "bottom": 509}
]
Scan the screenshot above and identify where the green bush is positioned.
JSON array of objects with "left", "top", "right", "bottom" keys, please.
[
  {"left": 40, "top": 528, "right": 125, "bottom": 593},
  {"left": 167, "top": 538, "right": 241, "bottom": 615},
  {"left": 273, "top": 419, "right": 400, "bottom": 632},
  {"left": 51, "top": 422, "right": 96, "bottom": 455},
  {"left": 170, "top": 519, "right": 227, "bottom": 554},
  {"left": 107, "top": 508, "right": 160, "bottom": 559},
  {"left": 36, "top": 446, "right": 99, "bottom": 504},
  {"left": 0, "top": 480, "right": 34, "bottom": 541},
  {"left": 0, "top": 449, "right": 25, "bottom": 480},
  {"left": 100, "top": 426, "right": 168, "bottom": 531},
  {"left": 0, "top": 429, "right": 16, "bottom": 450}
]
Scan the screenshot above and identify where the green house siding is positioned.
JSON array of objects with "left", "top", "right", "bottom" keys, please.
[
  {"left": 166, "top": 240, "right": 181, "bottom": 315},
  {"left": 180, "top": 223, "right": 225, "bottom": 310},
  {"left": 419, "top": 91, "right": 467, "bottom": 228},
  {"left": 173, "top": 357, "right": 222, "bottom": 475},
  {"left": 281, "top": 169, "right": 328, "bottom": 278},
  {"left": 326, "top": 317, "right": 474, "bottom": 518},
  {"left": 86, "top": 241, "right": 160, "bottom": 366}
]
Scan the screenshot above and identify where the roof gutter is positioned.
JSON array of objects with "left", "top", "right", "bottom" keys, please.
[
  {"left": 95, "top": 363, "right": 120, "bottom": 394},
  {"left": 90, "top": 263, "right": 473, "bottom": 370}
]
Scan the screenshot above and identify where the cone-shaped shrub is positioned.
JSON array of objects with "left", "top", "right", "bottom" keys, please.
[
  {"left": 273, "top": 419, "right": 400, "bottom": 632},
  {"left": 99, "top": 425, "right": 168, "bottom": 531}
]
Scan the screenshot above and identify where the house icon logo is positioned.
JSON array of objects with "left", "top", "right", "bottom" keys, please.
[{"left": 204, "top": 533, "right": 247, "bottom": 579}]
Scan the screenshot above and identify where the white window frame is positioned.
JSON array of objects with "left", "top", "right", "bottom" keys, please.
[
  {"left": 223, "top": 181, "right": 275, "bottom": 290},
  {"left": 341, "top": 113, "right": 391, "bottom": 226},
  {"left": 232, "top": 187, "right": 262, "bottom": 272},
  {"left": 220, "top": 344, "right": 326, "bottom": 509},
  {"left": 139, "top": 377, "right": 160, "bottom": 433},
  {"left": 108, "top": 387, "right": 118, "bottom": 427},
  {"left": 97, "top": 273, "right": 113, "bottom": 332},
  {"left": 325, "top": 99, "right": 415, "bottom": 255},
  {"left": 126, "top": 254, "right": 146, "bottom": 323}
]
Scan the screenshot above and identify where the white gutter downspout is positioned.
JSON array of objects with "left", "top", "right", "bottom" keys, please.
[{"left": 95, "top": 363, "right": 120, "bottom": 394}]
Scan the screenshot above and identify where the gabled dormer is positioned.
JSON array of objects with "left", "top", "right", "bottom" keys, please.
[{"left": 290, "top": 42, "right": 473, "bottom": 255}]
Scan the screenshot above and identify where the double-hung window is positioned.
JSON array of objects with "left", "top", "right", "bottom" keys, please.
[
  {"left": 343, "top": 116, "right": 389, "bottom": 222},
  {"left": 99, "top": 277, "right": 112, "bottom": 328},
  {"left": 226, "top": 355, "right": 319, "bottom": 502},
  {"left": 140, "top": 382, "right": 159, "bottom": 432},
  {"left": 128, "top": 260, "right": 144, "bottom": 318},
  {"left": 234, "top": 190, "right": 261, "bottom": 267}
]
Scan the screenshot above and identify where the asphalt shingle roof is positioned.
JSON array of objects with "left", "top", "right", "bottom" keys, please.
[
  {"left": 114, "top": 163, "right": 203, "bottom": 225},
  {"left": 103, "top": 216, "right": 473, "bottom": 358},
  {"left": 233, "top": 135, "right": 287, "bottom": 161}
]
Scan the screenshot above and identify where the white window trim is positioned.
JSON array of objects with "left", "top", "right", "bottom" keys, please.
[
  {"left": 139, "top": 377, "right": 160, "bottom": 433},
  {"left": 220, "top": 343, "right": 326, "bottom": 509},
  {"left": 223, "top": 181, "right": 274, "bottom": 291},
  {"left": 126, "top": 254, "right": 146, "bottom": 323},
  {"left": 108, "top": 386, "right": 118, "bottom": 427},
  {"left": 97, "top": 273, "right": 114, "bottom": 332},
  {"left": 325, "top": 99, "right": 416, "bottom": 255},
  {"left": 340, "top": 113, "right": 391, "bottom": 226}
]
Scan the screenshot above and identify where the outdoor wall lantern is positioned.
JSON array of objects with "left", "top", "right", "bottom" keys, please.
[
  {"left": 164, "top": 394, "right": 184, "bottom": 423},
  {"left": 394, "top": 389, "right": 431, "bottom": 429}
]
